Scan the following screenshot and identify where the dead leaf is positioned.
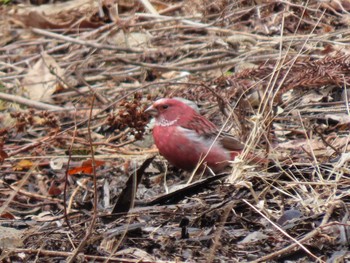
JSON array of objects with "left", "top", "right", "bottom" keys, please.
[
  {"left": 329, "top": 0, "right": 350, "bottom": 11},
  {"left": 299, "top": 88, "right": 332, "bottom": 104},
  {"left": 14, "top": 160, "right": 34, "bottom": 170},
  {"left": 11, "top": 0, "right": 113, "bottom": 29},
  {"left": 239, "top": 231, "right": 268, "bottom": 244},
  {"left": 277, "top": 139, "right": 324, "bottom": 150},
  {"left": 12, "top": 0, "right": 96, "bottom": 16},
  {"left": 22, "top": 52, "right": 65, "bottom": 102},
  {"left": 108, "top": 156, "right": 155, "bottom": 221},
  {"left": 50, "top": 157, "right": 67, "bottom": 170},
  {"left": 48, "top": 180, "right": 63, "bottom": 196},
  {"left": 16, "top": 11, "right": 71, "bottom": 29},
  {"left": 326, "top": 113, "right": 350, "bottom": 125},
  {"left": 0, "top": 148, "right": 8, "bottom": 163},
  {"left": 68, "top": 159, "right": 105, "bottom": 175},
  {"left": 277, "top": 209, "right": 302, "bottom": 226},
  {"left": 0, "top": 211, "right": 16, "bottom": 220},
  {"left": 0, "top": 226, "right": 24, "bottom": 249},
  {"left": 112, "top": 31, "right": 151, "bottom": 48}
]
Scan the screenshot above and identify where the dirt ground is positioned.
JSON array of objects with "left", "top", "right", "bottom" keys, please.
[{"left": 1, "top": 0, "right": 350, "bottom": 262}]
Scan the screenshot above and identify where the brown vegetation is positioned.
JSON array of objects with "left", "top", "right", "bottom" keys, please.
[{"left": 1, "top": 0, "right": 350, "bottom": 262}]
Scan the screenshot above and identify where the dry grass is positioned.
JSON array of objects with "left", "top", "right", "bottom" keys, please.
[{"left": 1, "top": 0, "right": 350, "bottom": 262}]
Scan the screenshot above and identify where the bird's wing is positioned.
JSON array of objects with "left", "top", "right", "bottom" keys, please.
[
  {"left": 181, "top": 114, "right": 245, "bottom": 151},
  {"left": 181, "top": 114, "right": 218, "bottom": 136},
  {"left": 219, "top": 132, "right": 245, "bottom": 151}
]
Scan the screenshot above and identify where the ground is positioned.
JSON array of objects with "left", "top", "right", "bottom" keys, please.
[{"left": 1, "top": 0, "right": 350, "bottom": 262}]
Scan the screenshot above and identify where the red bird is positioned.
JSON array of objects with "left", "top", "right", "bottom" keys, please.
[{"left": 145, "top": 98, "right": 244, "bottom": 173}]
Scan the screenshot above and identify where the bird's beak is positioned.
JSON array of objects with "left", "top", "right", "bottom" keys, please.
[{"left": 144, "top": 105, "right": 158, "bottom": 116}]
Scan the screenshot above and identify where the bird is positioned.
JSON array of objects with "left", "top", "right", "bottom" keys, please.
[{"left": 145, "top": 98, "right": 245, "bottom": 173}]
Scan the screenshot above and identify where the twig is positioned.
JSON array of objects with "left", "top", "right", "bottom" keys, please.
[
  {"left": 0, "top": 92, "right": 66, "bottom": 111},
  {"left": 31, "top": 28, "right": 144, "bottom": 53},
  {"left": 75, "top": 70, "right": 109, "bottom": 104},
  {"left": 0, "top": 162, "right": 39, "bottom": 215},
  {"left": 67, "top": 95, "right": 98, "bottom": 262},
  {"left": 252, "top": 201, "right": 346, "bottom": 263},
  {"left": 207, "top": 201, "right": 236, "bottom": 263},
  {"left": 139, "top": 0, "right": 158, "bottom": 15},
  {"left": 7, "top": 248, "right": 162, "bottom": 262},
  {"left": 243, "top": 199, "right": 324, "bottom": 263},
  {"left": 0, "top": 179, "right": 62, "bottom": 203},
  {"left": 159, "top": 3, "right": 183, "bottom": 15},
  {"left": 63, "top": 107, "right": 78, "bottom": 233}
]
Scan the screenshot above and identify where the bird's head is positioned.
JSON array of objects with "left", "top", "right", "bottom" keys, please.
[{"left": 145, "top": 98, "right": 198, "bottom": 126}]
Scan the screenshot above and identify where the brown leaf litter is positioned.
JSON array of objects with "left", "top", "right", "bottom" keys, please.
[{"left": 1, "top": 0, "right": 350, "bottom": 262}]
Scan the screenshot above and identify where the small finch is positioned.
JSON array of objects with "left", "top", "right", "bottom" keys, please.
[{"left": 145, "top": 98, "right": 244, "bottom": 173}]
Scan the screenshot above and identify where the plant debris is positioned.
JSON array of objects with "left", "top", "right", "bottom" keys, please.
[{"left": 1, "top": 0, "right": 350, "bottom": 262}]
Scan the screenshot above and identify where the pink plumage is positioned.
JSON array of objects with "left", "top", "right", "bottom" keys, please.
[{"left": 145, "top": 98, "right": 244, "bottom": 173}]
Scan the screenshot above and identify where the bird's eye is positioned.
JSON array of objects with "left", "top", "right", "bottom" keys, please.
[{"left": 162, "top": 105, "right": 169, "bottom": 109}]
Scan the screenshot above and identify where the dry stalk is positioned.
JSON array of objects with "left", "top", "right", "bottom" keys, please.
[{"left": 67, "top": 95, "right": 98, "bottom": 263}]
